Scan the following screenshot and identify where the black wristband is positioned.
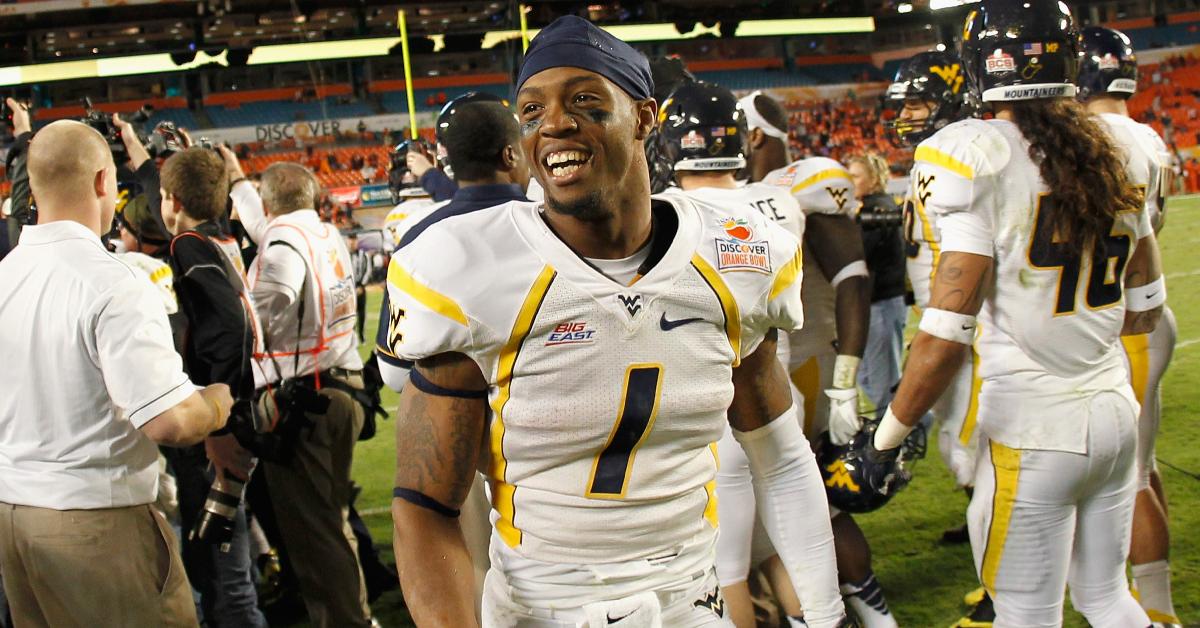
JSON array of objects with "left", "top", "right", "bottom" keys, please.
[{"left": 393, "top": 487, "right": 460, "bottom": 518}]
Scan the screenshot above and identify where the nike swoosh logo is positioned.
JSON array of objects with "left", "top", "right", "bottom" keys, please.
[
  {"left": 961, "top": 324, "right": 975, "bottom": 331},
  {"left": 660, "top": 313, "right": 704, "bottom": 331},
  {"left": 1146, "top": 292, "right": 1158, "bottom": 299},
  {"left": 607, "top": 611, "right": 634, "bottom": 623}
]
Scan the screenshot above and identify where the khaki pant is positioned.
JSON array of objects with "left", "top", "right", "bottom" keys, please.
[
  {"left": 0, "top": 502, "right": 196, "bottom": 628},
  {"left": 264, "top": 374, "right": 372, "bottom": 628}
]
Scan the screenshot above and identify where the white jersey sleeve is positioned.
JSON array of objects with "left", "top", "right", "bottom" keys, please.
[
  {"left": 911, "top": 120, "right": 1004, "bottom": 258},
  {"left": 1096, "top": 113, "right": 1165, "bottom": 237},
  {"left": 763, "top": 157, "right": 861, "bottom": 217},
  {"left": 688, "top": 198, "right": 805, "bottom": 359}
]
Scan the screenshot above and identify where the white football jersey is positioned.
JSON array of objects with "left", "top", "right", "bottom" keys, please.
[
  {"left": 382, "top": 195, "right": 439, "bottom": 251},
  {"left": 1097, "top": 112, "right": 1170, "bottom": 232},
  {"left": 913, "top": 118, "right": 1152, "bottom": 453},
  {"left": 904, "top": 190, "right": 941, "bottom": 310},
  {"left": 676, "top": 182, "right": 804, "bottom": 367},
  {"left": 383, "top": 195, "right": 804, "bottom": 566},
  {"left": 762, "top": 157, "right": 860, "bottom": 366}
]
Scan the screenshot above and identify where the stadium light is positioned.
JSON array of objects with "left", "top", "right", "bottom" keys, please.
[
  {"left": 930, "top": 0, "right": 979, "bottom": 9},
  {"left": 897, "top": 3, "right": 914, "bottom": 13},
  {"left": 481, "top": 17, "right": 874, "bottom": 48},
  {"left": 0, "top": 16, "right": 876, "bottom": 86}
]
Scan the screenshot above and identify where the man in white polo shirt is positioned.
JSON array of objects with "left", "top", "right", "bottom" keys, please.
[{"left": 0, "top": 120, "right": 234, "bottom": 627}]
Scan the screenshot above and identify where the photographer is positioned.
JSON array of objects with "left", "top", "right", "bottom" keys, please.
[
  {"left": 226, "top": 153, "right": 373, "bottom": 628},
  {"left": 160, "top": 147, "right": 268, "bottom": 628},
  {"left": 0, "top": 120, "right": 233, "bottom": 626},
  {"left": 846, "top": 153, "right": 907, "bottom": 416}
]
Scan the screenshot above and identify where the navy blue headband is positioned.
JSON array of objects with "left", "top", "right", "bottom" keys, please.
[{"left": 516, "top": 15, "right": 654, "bottom": 101}]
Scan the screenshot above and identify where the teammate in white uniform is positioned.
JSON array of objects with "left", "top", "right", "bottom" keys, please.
[
  {"left": 1077, "top": 25, "right": 1180, "bottom": 628},
  {"left": 741, "top": 92, "right": 901, "bottom": 628},
  {"left": 385, "top": 18, "right": 847, "bottom": 627},
  {"left": 886, "top": 51, "right": 983, "bottom": 503},
  {"left": 867, "top": 3, "right": 1164, "bottom": 626},
  {"left": 654, "top": 80, "right": 840, "bottom": 628}
]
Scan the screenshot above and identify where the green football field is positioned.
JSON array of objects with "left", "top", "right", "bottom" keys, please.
[{"left": 338, "top": 194, "right": 1200, "bottom": 627}]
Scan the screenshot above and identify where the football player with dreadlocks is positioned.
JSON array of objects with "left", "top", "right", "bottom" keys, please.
[
  {"left": 655, "top": 80, "right": 842, "bottom": 628},
  {"left": 1077, "top": 25, "right": 1179, "bottom": 628},
  {"left": 865, "top": 1, "right": 1163, "bottom": 625}
]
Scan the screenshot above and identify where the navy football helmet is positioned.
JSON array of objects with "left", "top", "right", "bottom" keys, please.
[
  {"left": 1077, "top": 26, "right": 1139, "bottom": 101},
  {"left": 657, "top": 81, "right": 748, "bottom": 175},
  {"left": 959, "top": 0, "right": 1081, "bottom": 103},
  {"left": 884, "top": 50, "right": 974, "bottom": 146},
  {"left": 817, "top": 418, "right": 926, "bottom": 514}
]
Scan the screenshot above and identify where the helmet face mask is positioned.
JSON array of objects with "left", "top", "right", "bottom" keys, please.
[
  {"left": 959, "top": 0, "right": 1082, "bottom": 103},
  {"left": 884, "top": 50, "right": 973, "bottom": 146},
  {"left": 655, "top": 81, "right": 749, "bottom": 183},
  {"left": 1076, "top": 26, "right": 1138, "bottom": 101}
]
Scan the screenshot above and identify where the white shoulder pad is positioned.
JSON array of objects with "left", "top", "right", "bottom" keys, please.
[
  {"left": 764, "top": 157, "right": 860, "bottom": 217},
  {"left": 911, "top": 119, "right": 1008, "bottom": 218},
  {"left": 381, "top": 202, "right": 531, "bottom": 365}
]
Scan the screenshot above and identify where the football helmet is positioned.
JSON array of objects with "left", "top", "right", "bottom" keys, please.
[
  {"left": 817, "top": 418, "right": 927, "bottom": 514},
  {"left": 884, "top": 50, "right": 973, "bottom": 146},
  {"left": 646, "top": 55, "right": 697, "bottom": 193},
  {"left": 1077, "top": 26, "right": 1139, "bottom": 101},
  {"left": 960, "top": 0, "right": 1081, "bottom": 103},
  {"left": 434, "top": 91, "right": 508, "bottom": 146},
  {"left": 656, "top": 81, "right": 748, "bottom": 175}
]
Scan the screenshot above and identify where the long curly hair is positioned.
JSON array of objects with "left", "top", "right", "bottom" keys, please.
[{"left": 1008, "top": 98, "right": 1141, "bottom": 255}]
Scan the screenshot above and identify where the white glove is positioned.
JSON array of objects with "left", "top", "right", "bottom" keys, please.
[{"left": 825, "top": 387, "right": 861, "bottom": 446}]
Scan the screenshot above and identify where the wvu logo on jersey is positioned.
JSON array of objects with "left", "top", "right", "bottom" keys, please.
[
  {"left": 545, "top": 321, "right": 596, "bottom": 346},
  {"left": 617, "top": 294, "right": 643, "bottom": 317},
  {"left": 693, "top": 587, "right": 725, "bottom": 617},
  {"left": 824, "top": 459, "right": 862, "bottom": 493},
  {"left": 916, "top": 172, "right": 936, "bottom": 208},
  {"left": 387, "top": 302, "right": 406, "bottom": 353},
  {"left": 930, "top": 63, "right": 964, "bottom": 94},
  {"left": 825, "top": 186, "right": 851, "bottom": 212}
]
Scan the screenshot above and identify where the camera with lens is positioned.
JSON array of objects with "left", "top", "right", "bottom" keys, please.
[
  {"left": 80, "top": 97, "right": 130, "bottom": 161},
  {"left": 146, "top": 121, "right": 186, "bottom": 159},
  {"left": 388, "top": 138, "right": 434, "bottom": 204},
  {"left": 191, "top": 400, "right": 259, "bottom": 549}
]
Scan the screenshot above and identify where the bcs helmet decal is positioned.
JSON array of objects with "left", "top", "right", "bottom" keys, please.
[{"left": 657, "top": 81, "right": 748, "bottom": 177}]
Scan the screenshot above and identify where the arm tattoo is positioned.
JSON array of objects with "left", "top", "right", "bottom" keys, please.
[
  {"left": 394, "top": 377, "right": 485, "bottom": 506},
  {"left": 930, "top": 254, "right": 990, "bottom": 313}
]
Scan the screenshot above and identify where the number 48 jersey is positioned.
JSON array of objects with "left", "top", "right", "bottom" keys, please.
[
  {"left": 384, "top": 195, "right": 804, "bottom": 565},
  {"left": 913, "top": 118, "right": 1152, "bottom": 454}
]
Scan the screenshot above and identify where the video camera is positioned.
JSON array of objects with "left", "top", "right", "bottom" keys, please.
[
  {"left": 80, "top": 98, "right": 154, "bottom": 162},
  {"left": 388, "top": 137, "right": 434, "bottom": 204}
]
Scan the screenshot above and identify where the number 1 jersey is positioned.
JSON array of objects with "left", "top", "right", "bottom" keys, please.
[
  {"left": 383, "top": 194, "right": 804, "bottom": 564},
  {"left": 913, "top": 118, "right": 1151, "bottom": 453}
]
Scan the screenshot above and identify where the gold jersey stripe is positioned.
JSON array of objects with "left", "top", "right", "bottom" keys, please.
[
  {"left": 386, "top": 262, "right": 469, "bottom": 326},
  {"left": 959, "top": 337, "right": 983, "bottom": 447},
  {"left": 489, "top": 264, "right": 556, "bottom": 548},
  {"left": 1121, "top": 333, "right": 1152, "bottom": 405},
  {"left": 789, "top": 167, "right": 849, "bottom": 196},
  {"left": 914, "top": 145, "right": 975, "bottom": 180},
  {"left": 769, "top": 245, "right": 804, "bottom": 301},
  {"left": 981, "top": 441, "right": 1021, "bottom": 596},
  {"left": 703, "top": 442, "right": 720, "bottom": 528},
  {"left": 691, "top": 254, "right": 742, "bottom": 367}
]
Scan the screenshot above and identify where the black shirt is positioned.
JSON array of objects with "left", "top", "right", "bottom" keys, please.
[{"left": 858, "top": 192, "right": 907, "bottom": 303}]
